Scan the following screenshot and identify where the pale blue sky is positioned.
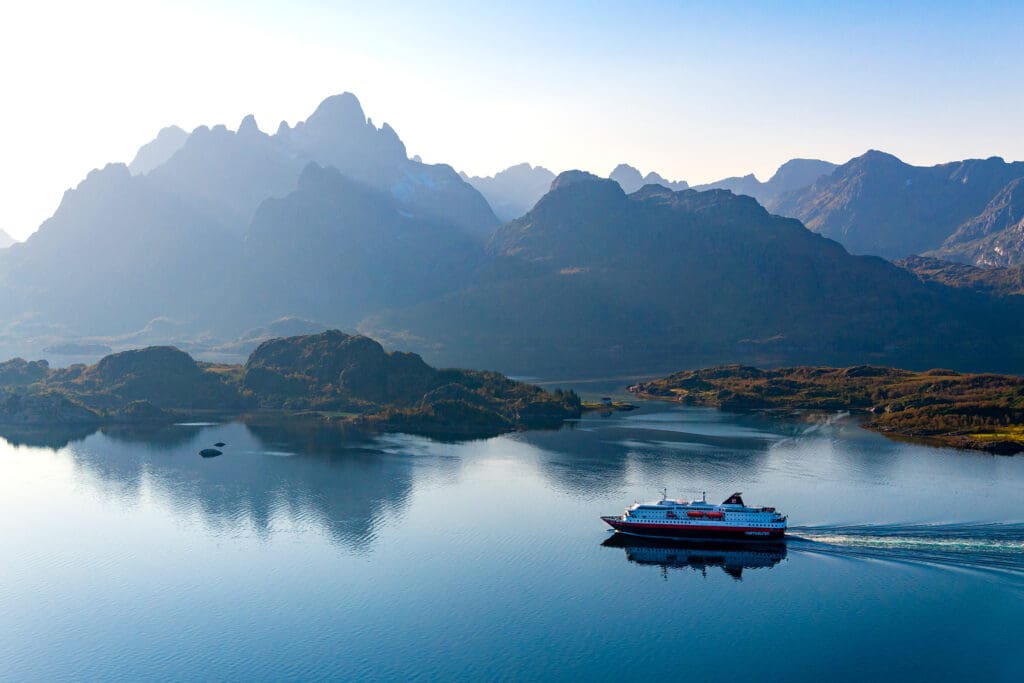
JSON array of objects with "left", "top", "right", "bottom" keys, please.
[{"left": 2, "top": 0, "right": 1022, "bottom": 239}]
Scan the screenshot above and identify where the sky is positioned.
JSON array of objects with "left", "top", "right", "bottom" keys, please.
[{"left": 2, "top": 0, "right": 1023, "bottom": 240}]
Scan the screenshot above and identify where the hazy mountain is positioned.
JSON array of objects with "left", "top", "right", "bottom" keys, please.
[
  {"left": 363, "top": 172, "right": 1024, "bottom": 377},
  {"left": 141, "top": 95, "right": 497, "bottom": 240},
  {"left": 0, "top": 93, "right": 497, "bottom": 348},
  {"left": 146, "top": 119, "right": 304, "bottom": 235},
  {"left": 128, "top": 125, "right": 188, "bottom": 175},
  {"left": 926, "top": 178, "right": 1024, "bottom": 266},
  {"left": 0, "top": 229, "right": 14, "bottom": 249},
  {"left": 609, "top": 164, "right": 688, "bottom": 194},
  {"left": 461, "top": 163, "right": 556, "bottom": 221},
  {"left": 773, "top": 151, "right": 1024, "bottom": 260},
  {"left": 237, "top": 162, "right": 486, "bottom": 328},
  {"left": 0, "top": 163, "right": 235, "bottom": 335},
  {"left": 277, "top": 94, "right": 498, "bottom": 240},
  {"left": 693, "top": 158, "right": 837, "bottom": 205}
]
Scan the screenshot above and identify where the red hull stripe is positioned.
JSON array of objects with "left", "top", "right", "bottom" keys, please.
[{"left": 604, "top": 520, "right": 784, "bottom": 534}]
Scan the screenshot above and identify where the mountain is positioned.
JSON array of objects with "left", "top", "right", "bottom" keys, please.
[
  {"left": 609, "top": 164, "right": 688, "bottom": 194},
  {"left": 772, "top": 151, "right": 1024, "bottom": 260},
  {"left": 128, "top": 125, "right": 188, "bottom": 175},
  {"left": 145, "top": 118, "right": 304, "bottom": 235},
  {"left": 461, "top": 163, "right": 556, "bottom": 221},
  {"left": 237, "top": 162, "right": 486, "bottom": 328},
  {"left": 276, "top": 94, "right": 497, "bottom": 240},
  {"left": 0, "top": 93, "right": 498, "bottom": 349},
  {"left": 0, "top": 163, "right": 235, "bottom": 335},
  {"left": 141, "top": 94, "right": 497, "bottom": 241},
  {"left": 693, "top": 158, "right": 837, "bottom": 205},
  {"left": 925, "top": 178, "right": 1024, "bottom": 266},
  {"left": 363, "top": 172, "right": 1024, "bottom": 377},
  {"left": 0, "top": 229, "right": 14, "bottom": 249}
]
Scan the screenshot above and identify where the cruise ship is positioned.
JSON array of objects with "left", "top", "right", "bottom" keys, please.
[{"left": 601, "top": 491, "right": 787, "bottom": 540}]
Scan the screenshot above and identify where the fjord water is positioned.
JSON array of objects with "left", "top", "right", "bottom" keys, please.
[{"left": 2, "top": 405, "right": 1022, "bottom": 681}]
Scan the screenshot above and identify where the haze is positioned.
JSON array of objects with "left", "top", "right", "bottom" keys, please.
[{"left": 3, "top": 0, "right": 1022, "bottom": 241}]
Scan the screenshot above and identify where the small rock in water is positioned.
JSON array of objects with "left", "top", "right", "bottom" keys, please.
[
  {"left": 199, "top": 448, "right": 223, "bottom": 458},
  {"left": 214, "top": 442, "right": 226, "bottom": 447}
]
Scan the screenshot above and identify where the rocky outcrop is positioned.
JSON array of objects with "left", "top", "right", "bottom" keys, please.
[
  {"left": 0, "top": 358, "right": 49, "bottom": 387},
  {"left": 0, "top": 391, "right": 100, "bottom": 425},
  {"left": 244, "top": 330, "right": 435, "bottom": 408}
]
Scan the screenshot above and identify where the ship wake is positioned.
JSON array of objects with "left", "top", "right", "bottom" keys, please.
[{"left": 788, "top": 523, "right": 1024, "bottom": 580}]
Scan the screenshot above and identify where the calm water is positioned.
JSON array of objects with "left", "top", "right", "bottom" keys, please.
[{"left": 2, "top": 404, "right": 1022, "bottom": 681}]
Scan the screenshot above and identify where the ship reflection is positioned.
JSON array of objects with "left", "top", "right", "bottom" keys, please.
[{"left": 602, "top": 533, "right": 787, "bottom": 580}]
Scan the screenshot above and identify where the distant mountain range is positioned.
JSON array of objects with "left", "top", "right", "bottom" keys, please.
[
  {"left": 772, "top": 151, "right": 1024, "bottom": 265},
  {"left": 461, "top": 163, "right": 556, "bottom": 221},
  {"left": 364, "top": 171, "right": 1024, "bottom": 376},
  {"left": 609, "top": 164, "right": 689, "bottom": 194},
  {"left": 469, "top": 153, "right": 1024, "bottom": 268},
  {"left": 4, "top": 92, "right": 1024, "bottom": 378},
  {"left": 463, "top": 158, "right": 836, "bottom": 223},
  {"left": 0, "top": 229, "right": 14, "bottom": 249},
  {"left": 0, "top": 93, "right": 497, "bottom": 347},
  {"left": 694, "top": 158, "right": 838, "bottom": 205}
]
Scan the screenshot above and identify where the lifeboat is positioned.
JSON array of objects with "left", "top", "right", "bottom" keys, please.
[
  {"left": 706, "top": 511, "right": 724, "bottom": 519},
  {"left": 686, "top": 511, "right": 705, "bottom": 518}
]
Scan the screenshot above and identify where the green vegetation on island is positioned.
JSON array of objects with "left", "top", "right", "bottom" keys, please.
[
  {"left": 629, "top": 365, "right": 1024, "bottom": 454},
  {"left": 0, "top": 330, "right": 581, "bottom": 439}
]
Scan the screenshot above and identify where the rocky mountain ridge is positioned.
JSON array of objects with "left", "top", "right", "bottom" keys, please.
[{"left": 773, "top": 150, "right": 1024, "bottom": 263}]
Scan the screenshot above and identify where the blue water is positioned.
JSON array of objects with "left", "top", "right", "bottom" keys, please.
[{"left": 1, "top": 405, "right": 1022, "bottom": 681}]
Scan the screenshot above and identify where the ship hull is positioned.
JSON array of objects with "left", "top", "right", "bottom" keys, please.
[{"left": 601, "top": 516, "right": 785, "bottom": 541}]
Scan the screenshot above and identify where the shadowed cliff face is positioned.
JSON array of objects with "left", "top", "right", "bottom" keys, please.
[{"left": 364, "top": 173, "right": 1024, "bottom": 377}]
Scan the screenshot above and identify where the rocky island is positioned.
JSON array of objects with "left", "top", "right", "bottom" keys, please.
[
  {"left": 0, "top": 330, "right": 581, "bottom": 439},
  {"left": 630, "top": 365, "right": 1024, "bottom": 454}
]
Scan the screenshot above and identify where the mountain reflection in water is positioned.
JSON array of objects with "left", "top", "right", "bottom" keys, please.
[
  {"left": 0, "top": 419, "right": 428, "bottom": 551},
  {"left": 602, "top": 533, "right": 788, "bottom": 580}
]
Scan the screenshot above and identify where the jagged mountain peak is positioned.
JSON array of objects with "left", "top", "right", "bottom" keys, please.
[
  {"left": 237, "top": 114, "right": 260, "bottom": 136},
  {"left": 608, "top": 164, "right": 688, "bottom": 194},
  {"left": 286, "top": 92, "right": 407, "bottom": 164}
]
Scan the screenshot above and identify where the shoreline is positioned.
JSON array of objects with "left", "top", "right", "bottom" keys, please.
[{"left": 629, "top": 365, "right": 1024, "bottom": 456}]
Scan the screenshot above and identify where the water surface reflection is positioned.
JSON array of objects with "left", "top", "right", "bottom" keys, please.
[{"left": 601, "top": 534, "right": 788, "bottom": 580}]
